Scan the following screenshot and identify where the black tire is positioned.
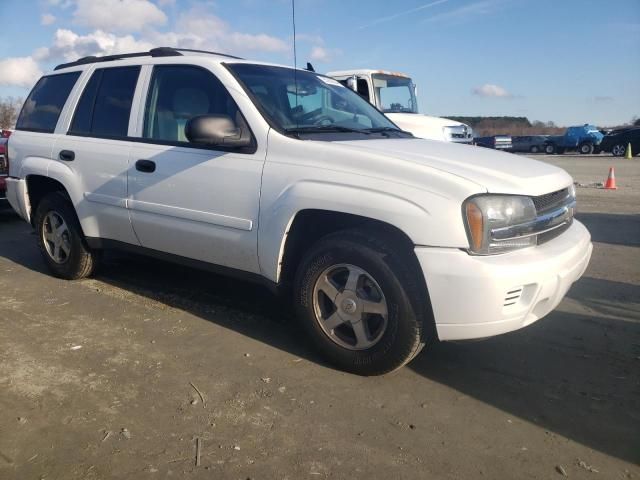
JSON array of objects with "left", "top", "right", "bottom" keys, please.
[
  {"left": 611, "top": 144, "right": 626, "bottom": 157},
  {"left": 530, "top": 145, "right": 540, "bottom": 153},
  {"left": 293, "top": 228, "right": 429, "bottom": 375},
  {"left": 579, "top": 143, "right": 594, "bottom": 154},
  {"left": 34, "top": 191, "right": 98, "bottom": 280},
  {"left": 544, "top": 144, "right": 555, "bottom": 154}
]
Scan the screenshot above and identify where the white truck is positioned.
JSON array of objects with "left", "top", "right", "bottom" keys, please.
[
  {"left": 7, "top": 49, "right": 591, "bottom": 375},
  {"left": 327, "top": 69, "right": 473, "bottom": 144}
]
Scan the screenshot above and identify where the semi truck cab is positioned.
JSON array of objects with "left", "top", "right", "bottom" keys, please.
[{"left": 327, "top": 69, "right": 473, "bottom": 144}]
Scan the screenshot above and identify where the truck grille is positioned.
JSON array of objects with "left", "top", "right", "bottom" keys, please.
[
  {"left": 532, "top": 188, "right": 569, "bottom": 213},
  {"left": 538, "top": 220, "right": 571, "bottom": 245}
]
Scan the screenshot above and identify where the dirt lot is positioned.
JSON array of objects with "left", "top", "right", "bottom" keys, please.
[{"left": 0, "top": 155, "right": 638, "bottom": 479}]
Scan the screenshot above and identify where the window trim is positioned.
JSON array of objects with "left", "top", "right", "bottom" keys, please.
[
  {"left": 136, "top": 63, "right": 257, "bottom": 155},
  {"left": 15, "top": 71, "right": 82, "bottom": 134},
  {"left": 67, "top": 65, "right": 141, "bottom": 139}
]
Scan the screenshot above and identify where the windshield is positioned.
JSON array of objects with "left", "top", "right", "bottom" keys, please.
[
  {"left": 227, "top": 63, "right": 402, "bottom": 135},
  {"left": 372, "top": 74, "right": 418, "bottom": 114}
]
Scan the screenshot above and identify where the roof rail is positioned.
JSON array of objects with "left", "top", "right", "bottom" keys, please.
[
  {"left": 173, "top": 48, "right": 243, "bottom": 60},
  {"left": 53, "top": 47, "right": 183, "bottom": 71},
  {"left": 53, "top": 47, "right": 243, "bottom": 71}
]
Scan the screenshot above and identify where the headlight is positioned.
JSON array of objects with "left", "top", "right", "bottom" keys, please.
[{"left": 464, "top": 195, "right": 537, "bottom": 255}]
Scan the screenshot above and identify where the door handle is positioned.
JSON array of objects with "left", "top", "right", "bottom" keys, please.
[
  {"left": 59, "top": 150, "right": 75, "bottom": 161},
  {"left": 135, "top": 159, "right": 156, "bottom": 173}
]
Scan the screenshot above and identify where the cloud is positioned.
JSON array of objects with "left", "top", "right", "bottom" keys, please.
[
  {"left": 472, "top": 84, "right": 513, "bottom": 98},
  {"left": 35, "top": 29, "right": 154, "bottom": 62},
  {"left": 41, "top": 13, "right": 56, "bottom": 25},
  {"left": 73, "top": 0, "right": 167, "bottom": 33},
  {"left": 0, "top": 57, "right": 43, "bottom": 88},
  {"left": 309, "top": 46, "right": 340, "bottom": 63},
  {"left": 152, "top": 8, "right": 290, "bottom": 54},
  {"left": 594, "top": 96, "right": 614, "bottom": 103},
  {"left": 359, "top": 0, "right": 452, "bottom": 29}
]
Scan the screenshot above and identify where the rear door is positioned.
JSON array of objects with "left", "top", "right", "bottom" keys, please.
[
  {"left": 54, "top": 66, "right": 141, "bottom": 245},
  {"left": 126, "top": 64, "right": 265, "bottom": 273}
]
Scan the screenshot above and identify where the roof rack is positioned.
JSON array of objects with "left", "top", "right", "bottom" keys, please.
[
  {"left": 53, "top": 47, "right": 243, "bottom": 71},
  {"left": 173, "top": 48, "right": 243, "bottom": 60}
]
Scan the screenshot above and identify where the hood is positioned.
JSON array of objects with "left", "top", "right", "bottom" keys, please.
[
  {"left": 385, "top": 113, "right": 471, "bottom": 142},
  {"left": 331, "top": 137, "right": 572, "bottom": 196}
]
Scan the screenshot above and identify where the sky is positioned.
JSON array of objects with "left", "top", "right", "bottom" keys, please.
[{"left": 0, "top": 0, "right": 638, "bottom": 127}]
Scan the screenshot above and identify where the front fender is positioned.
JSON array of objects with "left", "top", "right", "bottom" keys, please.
[{"left": 258, "top": 179, "right": 468, "bottom": 283}]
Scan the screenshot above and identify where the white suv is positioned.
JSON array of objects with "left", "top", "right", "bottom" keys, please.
[{"left": 6, "top": 48, "right": 592, "bottom": 375}]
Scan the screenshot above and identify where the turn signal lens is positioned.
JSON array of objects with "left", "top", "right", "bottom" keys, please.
[{"left": 465, "top": 202, "right": 484, "bottom": 251}]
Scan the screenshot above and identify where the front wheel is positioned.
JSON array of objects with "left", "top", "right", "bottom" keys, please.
[
  {"left": 530, "top": 145, "right": 540, "bottom": 153},
  {"left": 611, "top": 144, "right": 626, "bottom": 157},
  {"left": 579, "top": 143, "right": 594, "bottom": 154},
  {"left": 34, "top": 192, "right": 98, "bottom": 280},
  {"left": 294, "top": 229, "right": 428, "bottom": 375},
  {"left": 544, "top": 144, "right": 555, "bottom": 154}
]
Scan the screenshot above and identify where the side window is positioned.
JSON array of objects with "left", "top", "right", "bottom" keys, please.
[
  {"left": 144, "top": 65, "right": 241, "bottom": 143},
  {"left": 356, "top": 79, "right": 370, "bottom": 102},
  {"left": 70, "top": 66, "right": 140, "bottom": 138},
  {"left": 16, "top": 72, "right": 81, "bottom": 133}
]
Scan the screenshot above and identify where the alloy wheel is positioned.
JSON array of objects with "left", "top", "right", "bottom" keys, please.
[
  {"left": 42, "top": 211, "right": 71, "bottom": 264},
  {"left": 312, "top": 263, "right": 388, "bottom": 350}
]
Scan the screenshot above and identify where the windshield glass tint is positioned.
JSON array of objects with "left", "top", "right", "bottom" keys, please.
[
  {"left": 228, "top": 64, "right": 399, "bottom": 133},
  {"left": 373, "top": 74, "right": 417, "bottom": 114}
]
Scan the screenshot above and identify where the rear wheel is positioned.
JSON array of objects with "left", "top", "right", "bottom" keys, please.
[
  {"left": 294, "top": 229, "right": 428, "bottom": 375},
  {"left": 544, "top": 144, "right": 555, "bottom": 154},
  {"left": 579, "top": 143, "right": 594, "bottom": 154},
  {"left": 530, "top": 145, "right": 540, "bottom": 153},
  {"left": 612, "top": 144, "right": 626, "bottom": 157},
  {"left": 34, "top": 192, "right": 98, "bottom": 280}
]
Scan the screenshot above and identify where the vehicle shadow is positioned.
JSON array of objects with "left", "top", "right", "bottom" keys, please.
[
  {"left": 410, "top": 282, "right": 640, "bottom": 465},
  {"left": 93, "top": 251, "right": 324, "bottom": 364},
  {"left": 576, "top": 212, "right": 640, "bottom": 247}
]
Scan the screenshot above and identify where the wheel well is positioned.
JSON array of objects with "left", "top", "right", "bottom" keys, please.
[
  {"left": 279, "top": 209, "right": 413, "bottom": 282},
  {"left": 279, "top": 209, "right": 437, "bottom": 341},
  {"left": 26, "top": 176, "right": 69, "bottom": 224}
]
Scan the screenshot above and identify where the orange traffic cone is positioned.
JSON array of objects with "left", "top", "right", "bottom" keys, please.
[{"left": 604, "top": 167, "right": 617, "bottom": 190}]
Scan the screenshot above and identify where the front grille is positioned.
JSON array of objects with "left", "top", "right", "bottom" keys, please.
[
  {"left": 537, "top": 219, "right": 572, "bottom": 245},
  {"left": 532, "top": 188, "right": 569, "bottom": 213},
  {"left": 0, "top": 154, "right": 6, "bottom": 175}
]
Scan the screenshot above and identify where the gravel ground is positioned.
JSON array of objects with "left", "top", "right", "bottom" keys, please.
[{"left": 0, "top": 154, "right": 638, "bottom": 479}]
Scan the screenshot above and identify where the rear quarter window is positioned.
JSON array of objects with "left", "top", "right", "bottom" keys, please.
[{"left": 16, "top": 72, "right": 81, "bottom": 133}]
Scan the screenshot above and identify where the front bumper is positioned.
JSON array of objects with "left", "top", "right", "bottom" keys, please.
[{"left": 415, "top": 220, "right": 592, "bottom": 341}]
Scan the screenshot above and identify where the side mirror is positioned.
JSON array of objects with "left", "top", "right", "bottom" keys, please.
[
  {"left": 185, "top": 114, "right": 251, "bottom": 148},
  {"left": 346, "top": 76, "right": 357, "bottom": 91}
]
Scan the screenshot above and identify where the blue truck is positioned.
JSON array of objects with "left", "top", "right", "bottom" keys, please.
[{"left": 544, "top": 124, "right": 604, "bottom": 154}]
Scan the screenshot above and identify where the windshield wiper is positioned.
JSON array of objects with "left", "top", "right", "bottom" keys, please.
[
  {"left": 286, "top": 125, "right": 371, "bottom": 134},
  {"left": 364, "top": 127, "right": 411, "bottom": 135}
]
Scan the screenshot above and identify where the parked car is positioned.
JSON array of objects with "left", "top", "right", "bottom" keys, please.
[
  {"left": 474, "top": 135, "right": 512, "bottom": 150},
  {"left": 0, "top": 138, "right": 7, "bottom": 200},
  {"left": 6, "top": 47, "right": 592, "bottom": 375},
  {"left": 545, "top": 124, "right": 604, "bottom": 154},
  {"left": 326, "top": 69, "right": 474, "bottom": 144},
  {"left": 511, "top": 135, "right": 549, "bottom": 153},
  {"left": 599, "top": 127, "right": 640, "bottom": 156}
]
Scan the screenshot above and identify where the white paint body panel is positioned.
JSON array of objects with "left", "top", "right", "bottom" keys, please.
[{"left": 6, "top": 53, "right": 592, "bottom": 342}]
